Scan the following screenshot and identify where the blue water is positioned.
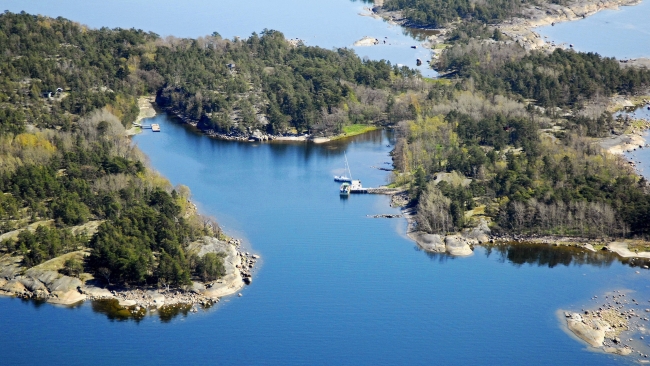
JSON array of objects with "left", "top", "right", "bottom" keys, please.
[
  {"left": 2, "top": 113, "right": 647, "bottom": 365},
  {"left": 623, "top": 105, "right": 650, "bottom": 177},
  {"left": 536, "top": 0, "right": 650, "bottom": 59},
  {"left": 0, "top": 0, "right": 436, "bottom": 76},
  {"left": 2, "top": 1, "right": 650, "bottom": 363}
]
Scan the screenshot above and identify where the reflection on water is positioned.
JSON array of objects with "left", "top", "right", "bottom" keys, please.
[
  {"left": 91, "top": 300, "right": 146, "bottom": 322},
  {"left": 91, "top": 299, "right": 198, "bottom": 323},
  {"left": 487, "top": 243, "right": 617, "bottom": 268},
  {"left": 401, "top": 28, "right": 440, "bottom": 41},
  {"left": 420, "top": 242, "right": 650, "bottom": 269}
]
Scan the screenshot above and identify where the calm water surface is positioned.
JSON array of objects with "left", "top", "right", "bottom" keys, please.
[
  {"left": 1, "top": 113, "right": 648, "bottom": 365},
  {"left": 2, "top": 1, "right": 650, "bottom": 364},
  {"left": 536, "top": 0, "right": 650, "bottom": 59},
  {"left": 0, "top": 0, "right": 436, "bottom": 76}
]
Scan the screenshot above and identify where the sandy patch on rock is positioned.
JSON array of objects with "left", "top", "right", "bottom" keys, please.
[
  {"left": 599, "top": 133, "right": 646, "bottom": 155},
  {"left": 606, "top": 242, "right": 650, "bottom": 258},
  {"left": 48, "top": 290, "right": 86, "bottom": 305}
]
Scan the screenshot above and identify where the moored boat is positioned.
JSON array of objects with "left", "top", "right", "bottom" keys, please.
[
  {"left": 334, "top": 152, "right": 353, "bottom": 183},
  {"left": 340, "top": 182, "right": 351, "bottom": 196}
]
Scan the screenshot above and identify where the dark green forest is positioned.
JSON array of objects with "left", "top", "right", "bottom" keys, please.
[
  {"left": 155, "top": 30, "right": 412, "bottom": 135},
  {"left": 0, "top": 11, "right": 413, "bottom": 138},
  {"left": 0, "top": 110, "right": 219, "bottom": 286},
  {"left": 383, "top": 0, "right": 541, "bottom": 28},
  {"left": 440, "top": 44, "right": 650, "bottom": 114},
  {"left": 0, "top": 12, "right": 239, "bottom": 287}
]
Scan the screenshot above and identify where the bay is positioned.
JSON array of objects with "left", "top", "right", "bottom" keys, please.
[
  {"left": 1, "top": 113, "right": 645, "bottom": 365},
  {"left": 536, "top": 1, "right": 650, "bottom": 59}
]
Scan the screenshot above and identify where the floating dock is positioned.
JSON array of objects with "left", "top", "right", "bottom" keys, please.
[
  {"left": 133, "top": 122, "right": 161, "bottom": 132},
  {"left": 349, "top": 180, "right": 404, "bottom": 195},
  {"left": 350, "top": 180, "right": 366, "bottom": 193}
]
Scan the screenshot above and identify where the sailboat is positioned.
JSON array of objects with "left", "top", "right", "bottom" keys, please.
[
  {"left": 334, "top": 153, "right": 353, "bottom": 182},
  {"left": 337, "top": 153, "right": 353, "bottom": 195}
]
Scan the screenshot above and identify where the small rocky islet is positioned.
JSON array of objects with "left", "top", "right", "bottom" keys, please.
[{"left": 563, "top": 290, "right": 650, "bottom": 359}]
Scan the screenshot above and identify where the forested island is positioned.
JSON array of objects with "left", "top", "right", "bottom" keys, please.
[{"left": 380, "top": 0, "right": 640, "bottom": 30}]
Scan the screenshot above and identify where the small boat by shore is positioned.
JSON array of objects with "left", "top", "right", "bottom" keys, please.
[{"left": 340, "top": 182, "right": 351, "bottom": 196}]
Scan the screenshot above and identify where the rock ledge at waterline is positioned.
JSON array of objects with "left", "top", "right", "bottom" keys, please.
[
  {"left": 407, "top": 219, "right": 490, "bottom": 256},
  {"left": 0, "top": 236, "right": 256, "bottom": 311}
]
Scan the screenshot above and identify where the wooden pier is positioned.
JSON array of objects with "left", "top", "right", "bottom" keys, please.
[
  {"left": 351, "top": 187, "right": 403, "bottom": 194},
  {"left": 349, "top": 180, "right": 403, "bottom": 195},
  {"left": 133, "top": 122, "right": 161, "bottom": 132}
]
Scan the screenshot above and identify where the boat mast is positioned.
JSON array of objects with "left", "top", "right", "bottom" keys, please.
[{"left": 345, "top": 152, "right": 352, "bottom": 180}]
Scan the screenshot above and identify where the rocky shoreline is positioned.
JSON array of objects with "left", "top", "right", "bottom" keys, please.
[
  {"left": 0, "top": 236, "right": 259, "bottom": 317},
  {"left": 367, "top": 0, "right": 643, "bottom": 62},
  {"left": 497, "top": 0, "right": 642, "bottom": 52},
  {"left": 392, "top": 190, "right": 650, "bottom": 260},
  {"left": 598, "top": 99, "right": 650, "bottom": 175},
  {"left": 162, "top": 106, "right": 335, "bottom": 144},
  {"left": 0, "top": 97, "right": 268, "bottom": 318}
]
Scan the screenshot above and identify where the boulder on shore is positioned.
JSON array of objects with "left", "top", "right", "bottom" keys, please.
[
  {"left": 566, "top": 317, "right": 606, "bottom": 347},
  {"left": 411, "top": 232, "right": 446, "bottom": 252},
  {"left": 47, "top": 289, "right": 86, "bottom": 305},
  {"left": 462, "top": 218, "right": 491, "bottom": 243},
  {"left": 25, "top": 269, "right": 60, "bottom": 287},
  {"left": 191, "top": 281, "right": 206, "bottom": 293},
  {"left": 147, "top": 290, "right": 165, "bottom": 307},
  {"left": 1, "top": 279, "right": 27, "bottom": 294},
  {"left": 19, "top": 276, "right": 48, "bottom": 292},
  {"left": 48, "top": 275, "right": 82, "bottom": 293},
  {"left": 80, "top": 286, "right": 114, "bottom": 299},
  {"left": 445, "top": 235, "right": 473, "bottom": 256},
  {"left": 118, "top": 299, "right": 137, "bottom": 308}
]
